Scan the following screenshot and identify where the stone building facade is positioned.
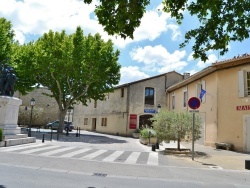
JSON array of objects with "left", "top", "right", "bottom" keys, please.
[
  {"left": 73, "top": 71, "right": 185, "bottom": 136},
  {"left": 14, "top": 87, "right": 59, "bottom": 127}
]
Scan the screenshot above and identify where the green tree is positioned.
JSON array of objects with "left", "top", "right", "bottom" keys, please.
[
  {"left": 151, "top": 110, "right": 201, "bottom": 150},
  {"left": 84, "top": 0, "right": 250, "bottom": 61},
  {"left": 16, "top": 26, "right": 121, "bottom": 133},
  {"left": 0, "top": 17, "right": 15, "bottom": 62}
]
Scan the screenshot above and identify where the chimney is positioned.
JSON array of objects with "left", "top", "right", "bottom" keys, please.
[{"left": 183, "top": 73, "right": 190, "bottom": 79}]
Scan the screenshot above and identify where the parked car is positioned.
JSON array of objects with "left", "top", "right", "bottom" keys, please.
[{"left": 45, "top": 120, "right": 74, "bottom": 131}]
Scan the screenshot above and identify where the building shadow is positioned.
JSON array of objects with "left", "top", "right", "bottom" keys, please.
[{"left": 25, "top": 131, "right": 128, "bottom": 144}]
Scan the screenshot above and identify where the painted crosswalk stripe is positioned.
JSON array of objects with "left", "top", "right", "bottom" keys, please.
[
  {"left": 0, "top": 143, "right": 45, "bottom": 152},
  {"left": 147, "top": 152, "right": 158, "bottom": 165},
  {"left": 39, "top": 147, "right": 77, "bottom": 156},
  {"left": 19, "top": 145, "right": 61, "bottom": 154},
  {"left": 81, "top": 149, "right": 107, "bottom": 160},
  {"left": 60, "top": 148, "right": 91, "bottom": 158},
  {"left": 124, "top": 152, "right": 140, "bottom": 164},
  {"left": 102, "top": 151, "right": 124, "bottom": 162}
]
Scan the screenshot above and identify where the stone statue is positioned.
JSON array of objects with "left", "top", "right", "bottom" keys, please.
[{"left": 0, "top": 62, "right": 17, "bottom": 97}]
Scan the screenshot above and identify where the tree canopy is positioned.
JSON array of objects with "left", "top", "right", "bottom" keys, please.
[
  {"left": 84, "top": 0, "right": 250, "bottom": 61},
  {"left": 15, "top": 26, "right": 121, "bottom": 132},
  {"left": 0, "top": 17, "right": 15, "bottom": 63},
  {"left": 151, "top": 110, "right": 201, "bottom": 150}
]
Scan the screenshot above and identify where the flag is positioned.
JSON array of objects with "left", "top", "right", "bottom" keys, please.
[{"left": 199, "top": 88, "right": 206, "bottom": 100}]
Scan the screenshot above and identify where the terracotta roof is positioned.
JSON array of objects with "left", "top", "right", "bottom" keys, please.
[{"left": 166, "top": 54, "right": 250, "bottom": 92}]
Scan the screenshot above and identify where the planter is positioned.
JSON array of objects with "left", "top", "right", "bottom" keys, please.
[
  {"left": 133, "top": 132, "right": 140, "bottom": 138},
  {"left": 139, "top": 136, "right": 157, "bottom": 145},
  {"left": 0, "top": 141, "right": 5, "bottom": 147}
]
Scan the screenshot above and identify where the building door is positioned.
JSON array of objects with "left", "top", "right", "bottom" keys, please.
[
  {"left": 139, "top": 115, "right": 153, "bottom": 129},
  {"left": 92, "top": 118, "right": 96, "bottom": 131},
  {"left": 245, "top": 117, "right": 250, "bottom": 152}
]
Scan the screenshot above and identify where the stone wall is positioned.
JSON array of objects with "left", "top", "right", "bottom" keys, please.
[{"left": 14, "top": 87, "right": 59, "bottom": 127}]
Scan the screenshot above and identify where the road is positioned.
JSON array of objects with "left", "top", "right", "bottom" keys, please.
[{"left": 0, "top": 130, "right": 249, "bottom": 187}]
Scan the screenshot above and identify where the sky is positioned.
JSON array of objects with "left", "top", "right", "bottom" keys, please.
[{"left": 0, "top": 0, "right": 249, "bottom": 85}]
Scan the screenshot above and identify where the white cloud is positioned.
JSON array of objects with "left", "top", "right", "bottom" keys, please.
[
  {"left": 130, "top": 45, "right": 187, "bottom": 73},
  {"left": 0, "top": 0, "right": 101, "bottom": 42},
  {"left": 119, "top": 66, "right": 149, "bottom": 85},
  {"left": 197, "top": 54, "right": 218, "bottom": 69},
  {"left": 187, "top": 52, "right": 194, "bottom": 61}
]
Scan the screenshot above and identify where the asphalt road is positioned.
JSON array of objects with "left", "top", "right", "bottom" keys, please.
[{"left": 0, "top": 129, "right": 249, "bottom": 187}]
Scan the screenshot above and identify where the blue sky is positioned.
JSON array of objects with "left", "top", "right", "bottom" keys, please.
[{"left": 1, "top": 0, "right": 249, "bottom": 85}]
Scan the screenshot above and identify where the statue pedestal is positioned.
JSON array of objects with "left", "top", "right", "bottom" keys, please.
[{"left": 0, "top": 96, "right": 36, "bottom": 147}]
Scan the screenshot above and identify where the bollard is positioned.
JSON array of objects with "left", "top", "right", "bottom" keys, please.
[
  {"left": 152, "top": 145, "right": 156, "bottom": 151},
  {"left": 246, "top": 160, "right": 250, "bottom": 170},
  {"left": 66, "top": 127, "right": 69, "bottom": 136},
  {"left": 155, "top": 142, "right": 159, "bottom": 149},
  {"left": 50, "top": 126, "right": 53, "bottom": 141},
  {"left": 78, "top": 127, "right": 80, "bottom": 137},
  {"left": 42, "top": 134, "right": 45, "bottom": 143},
  {"left": 76, "top": 127, "right": 78, "bottom": 137}
]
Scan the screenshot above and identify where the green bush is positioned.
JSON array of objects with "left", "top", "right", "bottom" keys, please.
[
  {"left": 140, "top": 128, "right": 156, "bottom": 139},
  {"left": 0, "top": 128, "right": 3, "bottom": 142}
]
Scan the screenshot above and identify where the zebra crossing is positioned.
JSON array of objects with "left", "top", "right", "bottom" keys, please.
[{"left": 0, "top": 143, "right": 159, "bottom": 166}]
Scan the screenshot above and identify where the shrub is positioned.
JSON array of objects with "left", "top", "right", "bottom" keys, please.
[{"left": 140, "top": 128, "right": 156, "bottom": 139}]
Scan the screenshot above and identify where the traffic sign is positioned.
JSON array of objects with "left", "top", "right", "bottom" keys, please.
[{"left": 188, "top": 97, "right": 200, "bottom": 110}]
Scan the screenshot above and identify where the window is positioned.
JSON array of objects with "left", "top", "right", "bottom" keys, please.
[
  {"left": 101, "top": 118, "right": 107, "bottom": 126},
  {"left": 84, "top": 118, "right": 88, "bottom": 125},
  {"left": 183, "top": 89, "right": 187, "bottom": 107},
  {"left": 172, "top": 93, "right": 175, "bottom": 110},
  {"left": 238, "top": 70, "right": 250, "bottom": 97},
  {"left": 94, "top": 100, "right": 97, "bottom": 108},
  {"left": 145, "top": 87, "right": 154, "bottom": 105},
  {"left": 121, "top": 88, "right": 124, "bottom": 98}
]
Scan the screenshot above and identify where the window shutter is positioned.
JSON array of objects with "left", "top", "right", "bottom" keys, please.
[{"left": 238, "top": 70, "right": 245, "bottom": 97}]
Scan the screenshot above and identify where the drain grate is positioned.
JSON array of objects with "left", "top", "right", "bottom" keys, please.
[{"left": 92, "top": 173, "right": 107, "bottom": 177}]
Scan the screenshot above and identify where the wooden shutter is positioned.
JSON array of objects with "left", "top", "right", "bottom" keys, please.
[{"left": 238, "top": 70, "right": 245, "bottom": 98}]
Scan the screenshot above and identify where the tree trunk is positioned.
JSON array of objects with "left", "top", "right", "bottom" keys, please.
[
  {"left": 177, "top": 137, "right": 181, "bottom": 151},
  {"left": 57, "top": 110, "right": 67, "bottom": 133}
]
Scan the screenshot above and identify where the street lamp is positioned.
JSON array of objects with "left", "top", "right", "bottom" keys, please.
[
  {"left": 157, "top": 104, "right": 161, "bottom": 113},
  {"left": 28, "top": 98, "right": 35, "bottom": 137}
]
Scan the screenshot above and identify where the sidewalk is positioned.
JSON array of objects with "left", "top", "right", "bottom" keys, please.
[{"left": 160, "top": 141, "right": 250, "bottom": 171}]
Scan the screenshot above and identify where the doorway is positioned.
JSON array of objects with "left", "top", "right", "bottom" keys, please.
[
  {"left": 139, "top": 115, "right": 153, "bottom": 129},
  {"left": 92, "top": 118, "right": 96, "bottom": 131},
  {"left": 245, "top": 117, "right": 250, "bottom": 152}
]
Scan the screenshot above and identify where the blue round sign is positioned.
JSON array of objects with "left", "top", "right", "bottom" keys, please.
[{"left": 188, "top": 97, "right": 200, "bottom": 109}]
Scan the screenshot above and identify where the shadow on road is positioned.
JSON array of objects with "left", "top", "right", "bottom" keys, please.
[{"left": 22, "top": 130, "right": 127, "bottom": 144}]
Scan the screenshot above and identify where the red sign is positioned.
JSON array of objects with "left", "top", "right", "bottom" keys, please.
[
  {"left": 129, "top": 114, "right": 137, "bottom": 129},
  {"left": 188, "top": 97, "right": 201, "bottom": 110},
  {"left": 236, "top": 105, "right": 250, "bottom": 111}
]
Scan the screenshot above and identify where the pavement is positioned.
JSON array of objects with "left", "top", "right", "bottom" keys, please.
[{"left": 24, "top": 128, "right": 250, "bottom": 171}]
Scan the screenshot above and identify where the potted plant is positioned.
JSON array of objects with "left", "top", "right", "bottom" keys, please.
[
  {"left": 133, "top": 128, "right": 140, "bottom": 138},
  {"left": 139, "top": 128, "right": 157, "bottom": 145}
]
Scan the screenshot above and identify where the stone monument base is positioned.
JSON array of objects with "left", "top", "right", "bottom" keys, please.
[{"left": 0, "top": 96, "right": 36, "bottom": 147}]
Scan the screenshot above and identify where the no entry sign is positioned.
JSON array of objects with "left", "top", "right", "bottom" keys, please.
[{"left": 188, "top": 97, "right": 200, "bottom": 110}]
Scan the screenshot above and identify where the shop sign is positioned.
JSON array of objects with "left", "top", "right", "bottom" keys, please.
[
  {"left": 129, "top": 114, "right": 137, "bottom": 129},
  {"left": 236, "top": 105, "right": 250, "bottom": 111},
  {"left": 144, "top": 109, "right": 156, "bottom": 113}
]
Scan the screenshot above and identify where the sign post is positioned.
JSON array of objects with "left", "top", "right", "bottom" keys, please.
[{"left": 188, "top": 97, "right": 200, "bottom": 161}]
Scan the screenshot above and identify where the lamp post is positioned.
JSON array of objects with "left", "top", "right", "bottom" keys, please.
[
  {"left": 155, "top": 104, "right": 161, "bottom": 150},
  {"left": 28, "top": 98, "right": 35, "bottom": 137},
  {"left": 66, "top": 109, "right": 71, "bottom": 136}
]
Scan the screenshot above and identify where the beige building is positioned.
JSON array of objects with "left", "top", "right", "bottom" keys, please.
[
  {"left": 166, "top": 54, "right": 250, "bottom": 152},
  {"left": 73, "top": 71, "right": 184, "bottom": 136}
]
